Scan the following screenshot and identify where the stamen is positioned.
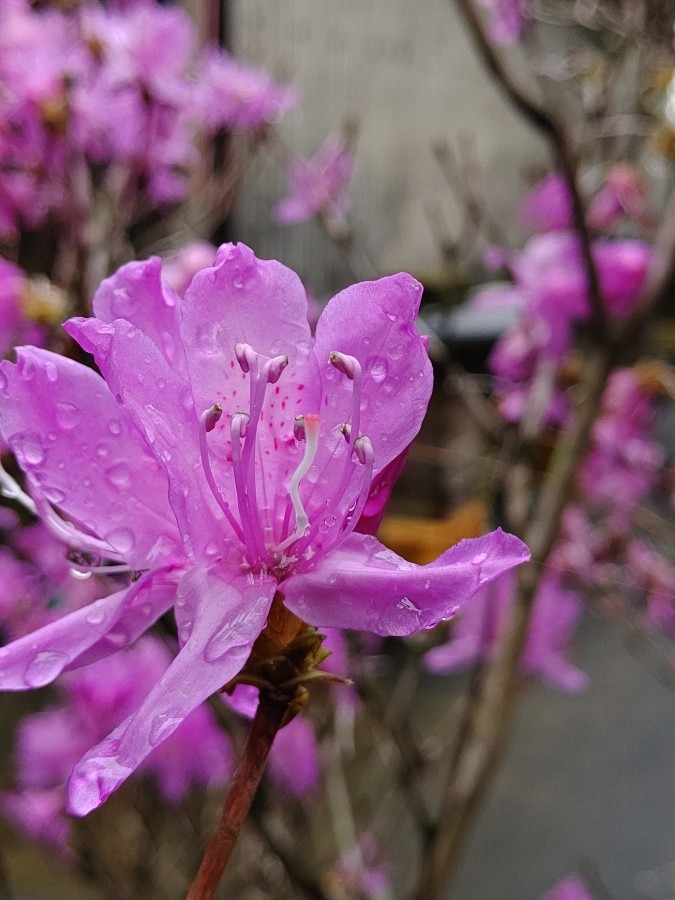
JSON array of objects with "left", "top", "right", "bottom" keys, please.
[
  {"left": 277, "top": 414, "right": 321, "bottom": 553},
  {"left": 69, "top": 563, "right": 135, "bottom": 575},
  {"left": 30, "top": 488, "right": 125, "bottom": 560},
  {"left": 0, "top": 459, "right": 37, "bottom": 515},
  {"left": 265, "top": 355, "right": 289, "bottom": 384},
  {"left": 198, "top": 407, "right": 246, "bottom": 544},
  {"left": 328, "top": 435, "right": 375, "bottom": 551},
  {"left": 294, "top": 353, "right": 363, "bottom": 548},
  {"left": 231, "top": 412, "right": 265, "bottom": 563},
  {"left": 329, "top": 350, "right": 357, "bottom": 380},
  {"left": 235, "top": 342, "right": 257, "bottom": 373}
]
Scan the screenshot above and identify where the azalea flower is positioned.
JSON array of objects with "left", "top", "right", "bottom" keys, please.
[
  {"left": 2, "top": 636, "right": 232, "bottom": 851},
  {"left": 541, "top": 874, "right": 595, "bottom": 900},
  {"left": 274, "top": 134, "right": 355, "bottom": 225},
  {"left": 0, "top": 243, "right": 529, "bottom": 815},
  {"left": 424, "top": 570, "right": 587, "bottom": 693}
]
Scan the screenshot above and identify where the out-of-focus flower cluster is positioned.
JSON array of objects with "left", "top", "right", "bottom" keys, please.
[
  {"left": 0, "top": 0, "right": 294, "bottom": 237},
  {"left": 428, "top": 167, "right": 673, "bottom": 693},
  {"left": 1, "top": 635, "right": 233, "bottom": 852}
]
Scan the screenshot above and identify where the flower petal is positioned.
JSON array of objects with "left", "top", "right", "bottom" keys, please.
[
  {"left": 65, "top": 316, "right": 222, "bottom": 562},
  {"left": 0, "top": 347, "right": 180, "bottom": 568},
  {"left": 180, "top": 242, "right": 320, "bottom": 531},
  {"left": 66, "top": 567, "right": 276, "bottom": 815},
  {"left": 92, "top": 257, "right": 186, "bottom": 376},
  {"left": 0, "top": 567, "right": 179, "bottom": 690},
  {"left": 313, "top": 273, "right": 432, "bottom": 476},
  {"left": 280, "top": 529, "right": 530, "bottom": 637}
]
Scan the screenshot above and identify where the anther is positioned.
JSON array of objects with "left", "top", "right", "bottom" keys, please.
[
  {"left": 265, "top": 355, "right": 289, "bottom": 384},
  {"left": 354, "top": 435, "right": 374, "bottom": 466},
  {"left": 329, "top": 350, "right": 358, "bottom": 380},
  {"left": 231, "top": 411, "right": 249, "bottom": 440},
  {"left": 294, "top": 415, "right": 306, "bottom": 442},
  {"left": 339, "top": 423, "right": 352, "bottom": 442},
  {"left": 203, "top": 403, "right": 222, "bottom": 433},
  {"left": 235, "top": 342, "right": 257, "bottom": 373}
]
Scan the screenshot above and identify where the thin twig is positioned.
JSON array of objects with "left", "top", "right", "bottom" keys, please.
[
  {"left": 249, "top": 807, "right": 332, "bottom": 900},
  {"left": 452, "top": 0, "right": 605, "bottom": 329}
]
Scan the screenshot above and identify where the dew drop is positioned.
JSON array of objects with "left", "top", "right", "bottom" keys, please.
[
  {"left": 105, "top": 527, "right": 135, "bottom": 556},
  {"left": 370, "top": 360, "right": 388, "bottom": 384},
  {"left": 108, "top": 418, "right": 122, "bottom": 436},
  {"left": 10, "top": 431, "right": 45, "bottom": 467},
  {"left": 195, "top": 322, "right": 220, "bottom": 355},
  {"left": 106, "top": 461, "right": 131, "bottom": 488},
  {"left": 44, "top": 361, "right": 59, "bottom": 383},
  {"left": 24, "top": 650, "right": 68, "bottom": 688},
  {"left": 161, "top": 331, "right": 176, "bottom": 362},
  {"left": 472, "top": 552, "right": 488, "bottom": 566},
  {"left": 42, "top": 485, "right": 66, "bottom": 505},
  {"left": 0, "top": 370, "right": 8, "bottom": 395},
  {"left": 55, "top": 402, "right": 80, "bottom": 430},
  {"left": 149, "top": 713, "right": 183, "bottom": 747},
  {"left": 85, "top": 605, "right": 106, "bottom": 625}
]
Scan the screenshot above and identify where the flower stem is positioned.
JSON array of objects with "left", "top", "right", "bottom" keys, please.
[{"left": 186, "top": 694, "right": 290, "bottom": 900}]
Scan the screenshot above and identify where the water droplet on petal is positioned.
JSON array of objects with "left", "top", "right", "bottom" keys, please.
[
  {"left": 149, "top": 714, "right": 183, "bottom": 747},
  {"left": 472, "top": 552, "right": 489, "bottom": 566},
  {"left": 42, "top": 485, "right": 66, "bottom": 505},
  {"left": 397, "top": 597, "right": 420, "bottom": 612},
  {"left": 55, "top": 402, "right": 80, "bottom": 430},
  {"left": 86, "top": 605, "right": 106, "bottom": 625},
  {"left": 105, "top": 527, "right": 135, "bottom": 556},
  {"left": 24, "top": 650, "right": 68, "bottom": 688},
  {"left": 10, "top": 431, "right": 45, "bottom": 467},
  {"left": 108, "top": 419, "right": 122, "bottom": 436},
  {"left": 44, "top": 361, "right": 59, "bottom": 383},
  {"left": 370, "top": 360, "right": 388, "bottom": 383}
]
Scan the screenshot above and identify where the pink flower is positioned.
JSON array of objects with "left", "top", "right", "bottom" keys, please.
[
  {"left": 519, "top": 173, "right": 574, "bottom": 234},
  {"left": 267, "top": 715, "right": 321, "bottom": 797},
  {"left": 588, "top": 164, "right": 652, "bottom": 231},
  {"left": 1, "top": 788, "right": 71, "bottom": 853},
  {"left": 162, "top": 241, "right": 218, "bottom": 299},
  {"left": 274, "top": 134, "right": 355, "bottom": 224},
  {"left": 541, "top": 874, "right": 595, "bottom": 899},
  {"left": 424, "top": 570, "right": 587, "bottom": 693},
  {"left": 2, "top": 636, "right": 232, "bottom": 849},
  {"left": 0, "top": 243, "right": 529, "bottom": 814},
  {"left": 476, "top": 0, "right": 531, "bottom": 46},
  {"left": 195, "top": 49, "right": 297, "bottom": 132}
]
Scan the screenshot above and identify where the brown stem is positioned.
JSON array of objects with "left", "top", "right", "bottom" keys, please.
[{"left": 186, "top": 695, "right": 290, "bottom": 900}]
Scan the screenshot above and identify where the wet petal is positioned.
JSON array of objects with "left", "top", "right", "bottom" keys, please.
[
  {"left": 65, "top": 316, "right": 222, "bottom": 562},
  {"left": 280, "top": 529, "right": 530, "bottom": 637},
  {"left": 93, "top": 257, "right": 186, "bottom": 376},
  {"left": 180, "top": 242, "right": 320, "bottom": 526},
  {"left": 313, "top": 274, "right": 432, "bottom": 477},
  {"left": 0, "top": 567, "right": 179, "bottom": 690},
  {"left": 0, "top": 347, "right": 180, "bottom": 568},
  {"left": 67, "top": 567, "right": 276, "bottom": 815}
]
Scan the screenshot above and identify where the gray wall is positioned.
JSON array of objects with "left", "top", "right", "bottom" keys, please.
[{"left": 230, "top": 0, "right": 547, "bottom": 297}]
